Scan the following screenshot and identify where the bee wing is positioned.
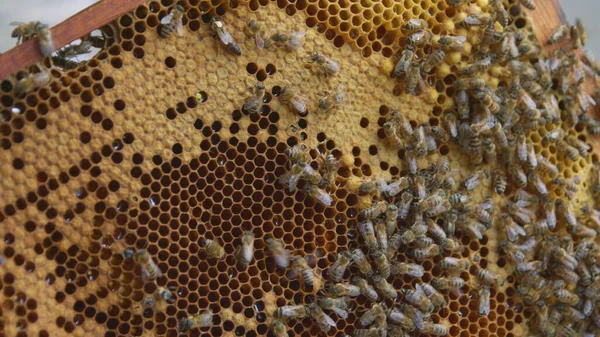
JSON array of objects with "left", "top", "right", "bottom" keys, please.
[
  {"left": 217, "top": 28, "right": 234, "bottom": 45},
  {"left": 331, "top": 307, "right": 349, "bottom": 319},
  {"left": 161, "top": 13, "right": 174, "bottom": 25},
  {"left": 455, "top": 35, "right": 467, "bottom": 43},
  {"left": 463, "top": 16, "right": 482, "bottom": 25},
  {"left": 176, "top": 19, "right": 184, "bottom": 36},
  {"left": 255, "top": 33, "right": 265, "bottom": 49},
  {"left": 322, "top": 311, "right": 337, "bottom": 327},
  {"left": 289, "top": 31, "right": 306, "bottom": 39},
  {"left": 9, "top": 21, "right": 26, "bottom": 26}
]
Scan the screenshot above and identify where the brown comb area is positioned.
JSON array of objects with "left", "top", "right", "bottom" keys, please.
[{"left": 0, "top": 0, "right": 598, "bottom": 337}]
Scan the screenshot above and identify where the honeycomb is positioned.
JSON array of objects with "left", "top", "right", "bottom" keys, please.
[{"left": 1, "top": 0, "right": 599, "bottom": 337}]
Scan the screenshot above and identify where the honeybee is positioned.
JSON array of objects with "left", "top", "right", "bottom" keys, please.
[
  {"left": 432, "top": 277, "right": 465, "bottom": 291},
  {"left": 461, "top": 12, "right": 492, "bottom": 28},
  {"left": 328, "top": 282, "right": 361, "bottom": 297},
  {"left": 210, "top": 17, "right": 241, "bottom": 55},
  {"left": 370, "top": 249, "right": 390, "bottom": 279},
  {"left": 279, "top": 87, "right": 309, "bottom": 116},
  {"left": 14, "top": 68, "right": 51, "bottom": 96},
  {"left": 439, "top": 257, "right": 470, "bottom": 272},
  {"left": 374, "top": 219, "right": 388, "bottom": 252},
  {"left": 242, "top": 82, "right": 266, "bottom": 114},
  {"left": 160, "top": 4, "right": 185, "bottom": 38},
  {"left": 371, "top": 275, "right": 398, "bottom": 300},
  {"left": 398, "top": 191, "right": 413, "bottom": 219},
  {"left": 285, "top": 144, "right": 310, "bottom": 164},
  {"left": 292, "top": 255, "right": 315, "bottom": 289},
  {"left": 132, "top": 249, "right": 162, "bottom": 282},
  {"left": 387, "top": 309, "right": 415, "bottom": 331},
  {"left": 274, "top": 305, "right": 309, "bottom": 319},
  {"left": 566, "top": 135, "right": 591, "bottom": 156},
  {"left": 584, "top": 277, "right": 600, "bottom": 299},
  {"left": 52, "top": 39, "right": 93, "bottom": 69},
  {"left": 360, "top": 302, "right": 386, "bottom": 326},
  {"left": 178, "top": 310, "right": 213, "bottom": 333},
  {"left": 407, "top": 30, "right": 432, "bottom": 46},
  {"left": 546, "top": 25, "right": 570, "bottom": 46},
  {"left": 359, "top": 178, "right": 387, "bottom": 194},
  {"left": 556, "top": 303, "right": 585, "bottom": 320},
  {"left": 391, "top": 262, "right": 424, "bottom": 277},
  {"left": 537, "top": 155, "right": 559, "bottom": 178},
  {"left": 437, "top": 35, "right": 466, "bottom": 51},
  {"left": 156, "top": 286, "right": 177, "bottom": 304},
  {"left": 318, "top": 85, "right": 346, "bottom": 114},
  {"left": 305, "top": 184, "right": 333, "bottom": 206},
  {"left": 278, "top": 162, "right": 306, "bottom": 192},
  {"left": 519, "top": 0, "right": 536, "bottom": 10},
  {"left": 422, "top": 50, "right": 445, "bottom": 73},
  {"left": 351, "top": 276, "right": 379, "bottom": 302},
  {"left": 384, "top": 204, "right": 399, "bottom": 237},
  {"left": 353, "top": 327, "right": 382, "bottom": 337},
  {"left": 555, "top": 289, "right": 580, "bottom": 306},
  {"left": 265, "top": 237, "right": 291, "bottom": 268},
  {"left": 446, "top": 0, "right": 468, "bottom": 6},
  {"left": 236, "top": 231, "right": 254, "bottom": 268},
  {"left": 423, "top": 322, "right": 448, "bottom": 336},
  {"left": 518, "top": 42, "right": 541, "bottom": 57},
  {"left": 405, "top": 62, "right": 422, "bottom": 95},
  {"left": 202, "top": 238, "right": 225, "bottom": 260},
  {"left": 479, "top": 23, "right": 503, "bottom": 54},
  {"left": 404, "top": 284, "right": 434, "bottom": 312},
  {"left": 528, "top": 171, "right": 548, "bottom": 196},
  {"left": 408, "top": 244, "right": 439, "bottom": 261},
  {"left": 394, "top": 46, "right": 415, "bottom": 77},
  {"left": 556, "top": 139, "right": 580, "bottom": 161},
  {"left": 491, "top": 0, "right": 511, "bottom": 27},
  {"left": 318, "top": 297, "right": 350, "bottom": 319},
  {"left": 360, "top": 201, "right": 388, "bottom": 221},
  {"left": 420, "top": 282, "right": 447, "bottom": 308},
  {"left": 473, "top": 88, "right": 500, "bottom": 113},
  {"left": 477, "top": 269, "right": 504, "bottom": 287},
  {"left": 272, "top": 31, "right": 306, "bottom": 50},
  {"left": 478, "top": 285, "right": 490, "bottom": 317},
  {"left": 358, "top": 220, "right": 378, "bottom": 251},
  {"left": 556, "top": 199, "right": 576, "bottom": 227},
  {"left": 271, "top": 319, "right": 288, "bottom": 337},
  {"left": 576, "top": 18, "right": 587, "bottom": 46},
  {"left": 10, "top": 21, "right": 54, "bottom": 56},
  {"left": 351, "top": 248, "right": 374, "bottom": 277},
  {"left": 463, "top": 170, "right": 483, "bottom": 191},
  {"left": 310, "top": 50, "right": 340, "bottom": 76},
  {"left": 328, "top": 251, "right": 352, "bottom": 282},
  {"left": 504, "top": 215, "right": 526, "bottom": 242},
  {"left": 418, "top": 195, "right": 444, "bottom": 213},
  {"left": 245, "top": 19, "right": 271, "bottom": 49}
]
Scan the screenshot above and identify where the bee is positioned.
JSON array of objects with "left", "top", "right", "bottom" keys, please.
[
  {"left": 576, "top": 18, "right": 587, "bottom": 46},
  {"left": 178, "top": 310, "right": 213, "bottom": 333},
  {"left": 556, "top": 199, "right": 576, "bottom": 227},
  {"left": 547, "top": 25, "right": 569, "bottom": 45},
  {"left": 272, "top": 31, "right": 306, "bottom": 50},
  {"left": 439, "top": 257, "right": 470, "bottom": 272},
  {"left": 358, "top": 220, "right": 378, "bottom": 251},
  {"left": 491, "top": 0, "right": 511, "bottom": 27},
  {"left": 566, "top": 135, "right": 591, "bottom": 156},
  {"left": 353, "top": 327, "right": 382, "bottom": 337},
  {"left": 438, "top": 35, "right": 466, "bottom": 51},
  {"left": 359, "top": 178, "right": 386, "bottom": 194},
  {"left": 271, "top": 319, "right": 288, "bottom": 337},
  {"left": 476, "top": 269, "right": 504, "bottom": 287},
  {"left": 360, "top": 201, "right": 388, "bottom": 221},
  {"left": 285, "top": 144, "right": 310, "bottom": 163},
  {"left": 292, "top": 255, "right": 315, "bottom": 289},
  {"left": 446, "top": 0, "right": 468, "bottom": 6},
  {"left": 278, "top": 162, "right": 307, "bottom": 192},
  {"left": 518, "top": 42, "right": 541, "bottom": 57},
  {"left": 490, "top": 123, "right": 507, "bottom": 149},
  {"left": 387, "top": 232, "right": 403, "bottom": 258},
  {"left": 408, "top": 245, "right": 439, "bottom": 261},
  {"left": 555, "top": 289, "right": 580, "bottom": 306},
  {"left": 473, "top": 88, "right": 500, "bottom": 113},
  {"left": 351, "top": 276, "right": 379, "bottom": 302},
  {"left": 405, "top": 62, "right": 422, "bottom": 94},
  {"left": 444, "top": 111, "right": 458, "bottom": 140},
  {"left": 398, "top": 191, "right": 413, "bottom": 220},
  {"left": 492, "top": 169, "right": 507, "bottom": 195},
  {"left": 156, "top": 286, "right": 177, "bottom": 304},
  {"left": 584, "top": 276, "right": 600, "bottom": 299},
  {"left": 52, "top": 40, "right": 93, "bottom": 69},
  {"left": 320, "top": 152, "right": 339, "bottom": 187},
  {"left": 160, "top": 4, "right": 184, "bottom": 38},
  {"left": 519, "top": 0, "right": 536, "bottom": 10},
  {"left": 403, "top": 18, "right": 428, "bottom": 31},
  {"left": 138, "top": 296, "right": 156, "bottom": 309},
  {"left": 406, "top": 30, "right": 432, "bottom": 46},
  {"left": 15, "top": 68, "right": 51, "bottom": 96},
  {"left": 236, "top": 231, "right": 254, "bottom": 268},
  {"left": 132, "top": 249, "right": 162, "bottom": 282},
  {"left": 403, "top": 285, "right": 434, "bottom": 312},
  {"left": 463, "top": 170, "right": 483, "bottom": 191},
  {"left": 279, "top": 87, "right": 309, "bottom": 116},
  {"left": 387, "top": 309, "right": 415, "bottom": 331},
  {"left": 328, "top": 282, "right": 361, "bottom": 297},
  {"left": 360, "top": 302, "right": 386, "bottom": 326},
  {"left": 305, "top": 184, "right": 333, "bottom": 206},
  {"left": 456, "top": 77, "right": 486, "bottom": 91},
  {"left": 423, "top": 322, "right": 449, "bottom": 336},
  {"left": 478, "top": 285, "right": 490, "bottom": 316},
  {"left": 418, "top": 195, "right": 443, "bottom": 213},
  {"left": 10, "top": 21, "right": 54, "bottom": 56},
  {"left": 370, "top": 249, "right": 391, "bottom": 279},
  {"left": 242, "top": 82, "right": 266, "bottom": 114},
  {"left": 265, "top": 237, "right": 291, "bottom": 268},
  {"left": 432, "top": 277, "right": 465, "bottom": 291},
  {"left": 210, "top": 17, "right": 241, "bottom": 55},
  {"left": 202, "top": 238, "right": 225, "bottom": 260},
  {"left": 394, "top": 46, "right": 415, "bottom": 77},
  {"left": 422, "top": 50, "right": 446, "bottom": 73},
  {"left": 420, "top": 282, "right": 447, "bottom": 308},
  {"left": 274, "top": 305, "right": 309, "bottom": 319},
  {"left": 504, "top": 215, "right": 526, "bottom": 242},
  {"left": 310, "top": 50, "right": 340, "bottom": 76},
  {"left": 461, "top": 11, "right": 492, "bottom": 29},
  {"left": 371, "top": 275, "right": 398, "bottom": 300},
  {"left": 352, "top": 248, "right": 374, "bottom": 277},
  {"left": 328, "top": 251, "right": 352, "bottom": 282},
  {"left": 374, "top": 219, "right": 388, "bottom": 252},
  {"left": 556, "top": 139, "right": 580, "bottom": 161},
  {"left": 528, "top": 171, "right": 548, "bottom": 196},
  {"left": 479, "top": 23, "right": 503, "bottom": 54},
  {"left": 391, "top": 262, "right": 424, "bottom": 277},
  {"left": 318, "top": 297, "right": 350, "bottom": 319},
  {"left": 318, "top": 85, "right": 346, "bottom": 114},
  {"left": 556, "top": 303, "right": 585, "bottom": 321},
  {"left": 537, "top": 155, "right": 558, "bottom": 177},
  {"left": 381, "top": 178, "right": 410, "bottom": 197},
  {"left": 245, "top": 19, "right": 271, "bottom": 49}
]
